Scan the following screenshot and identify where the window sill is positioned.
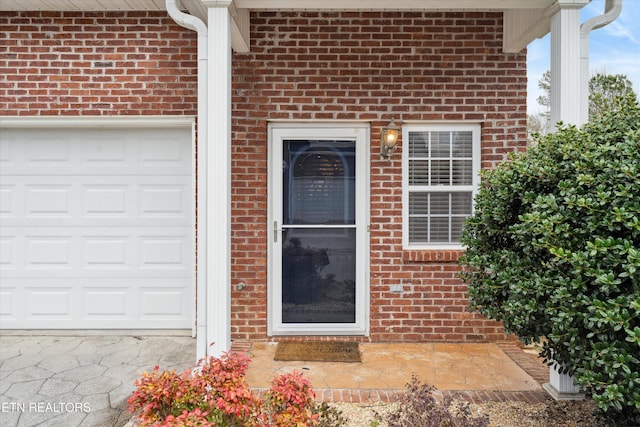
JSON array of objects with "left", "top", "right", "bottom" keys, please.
[{"left": 402, "top": 249, "right": 464, "bottom": 263}]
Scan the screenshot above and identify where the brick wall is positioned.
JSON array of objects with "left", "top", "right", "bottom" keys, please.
[
  {"left": 0, "top": 11, "right": 197, "bottom": 116},
  {"left": 231, "top": 11, "right": 528, "bottom": 342},
  {"left": 1, "top": 10, "right": 527, "bottom": 343}
]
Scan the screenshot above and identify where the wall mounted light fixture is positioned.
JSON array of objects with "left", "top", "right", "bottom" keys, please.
[{"left": 380, "top": 119, "right": 400, "bottom": 157}]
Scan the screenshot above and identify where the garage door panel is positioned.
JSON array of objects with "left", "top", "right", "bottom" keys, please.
[
  {"left": 27, "top": 138, "right": 72, "bottom": 164},
  {"left": 2, "top": 230, "right": 77, "bottom": 275},
  {"left": 1, "top": 177, "right": 191, "bottom": 227},
  {"left": 83, "top": 235, "right": 132, "bottom": 269},
  {"left": 0, "top": 282, "right": 80, "bottom": 325},
  {"left": 0, "top": 235, "right": 18, "bottom": 269},
  {"left": 2, "top": 228, "right": 191, "bottom": 278},
  {"left": 141, "top": 289, "right": 187, "bottom": 317},
  {"left": 26, "top": 184, "right": 75, "bottom": 217},
  {"left": 8, "top": 166, "right": 192, "bottom": 176},
  {"left": 1, "top": 277, "right": 191, "bottom": 328},
  {"left": 2, "top": 128, "right": 191, "bottom": 176},
  {"left": 139, "top": 184, "right": 190, "bottom": 218},
  {"left": 140, "top": 136, "right": 190, "bottom": 166},
  {"left": 81, "top": 137, "right": 128, "bottom": 164},
  {"left": 84, "top": 288, "right": 130, "bottom": 318},
  {"left": 0, "top": 134, "right": 16, "bottom": 163},
  {"left": 82, "top": 185, "right": 129, "bottom": 217},
  {"left": 139, "top": 235, "right": 189, "bottom": 270},
  {"left": 0, "top": 126, "right": 194, "bottom": 329},
  {"left": 27, "top": 288, "right": 75, "bottom": 318},
  {"left": 0, "top": 287, "right": 16, "bottom": 319},
  {"left": 0, "top": 185, "right": 17, "bottom": 218},
  {"left": 26, "top": 235, "right": 75, "bottom": 269}
]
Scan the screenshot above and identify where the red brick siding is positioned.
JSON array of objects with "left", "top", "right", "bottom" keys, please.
[
  {"left": 0, "top": 11, "right": 197, "bottom": 116},
  {"left": 231, "top": 11, "right": 528, "bottom": 342},
  {"left": 1, "top": 10, "right": 527, "bottom": 344}
]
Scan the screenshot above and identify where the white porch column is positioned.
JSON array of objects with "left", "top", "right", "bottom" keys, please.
[
  {"left": 549, "top": 0, "right": 589, "bottom": 128},
  {"left": 543, "top": 0, "right": 588, "bottom": 401},
  {"left": 204, "top": 1, "right": 232, "bottom": 357}
]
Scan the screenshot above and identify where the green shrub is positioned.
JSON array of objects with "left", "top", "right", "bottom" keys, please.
[{"left": 460, "top": 95, "right": 640, "bottom": 423}]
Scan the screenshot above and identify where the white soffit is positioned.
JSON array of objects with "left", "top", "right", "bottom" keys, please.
[
  {"left": 1, "top": 0, "right": 556, "bottom": 11},
  {"left": 0, "top": 0, "right": 558, "bottom": 52},
  {"left": 0, "top": 0, "right": 167, "bottom": 10},
  {"left": 232, "top": 0, "right": 556, "bottom": 10}
]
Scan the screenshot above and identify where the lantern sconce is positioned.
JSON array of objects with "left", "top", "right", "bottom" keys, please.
[{"left": 380, "top": 119, "right": 400, "bottom": 158}]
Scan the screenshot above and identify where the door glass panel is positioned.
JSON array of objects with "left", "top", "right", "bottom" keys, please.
[
  {"left": 281, "top": 228, "right": 356, "bottom": 323},
  {"left": 281, "top": 139, "right": 357, "bottom": 325},
  {"left": 283, "top": 140, "right": 355, "bottom": 225}
]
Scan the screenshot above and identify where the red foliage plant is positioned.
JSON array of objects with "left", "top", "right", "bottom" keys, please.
[{"left": 127, "top": 349, "right": 319, "bottom": 427}]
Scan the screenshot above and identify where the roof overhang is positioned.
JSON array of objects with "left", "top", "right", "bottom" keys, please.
[
  {"left": 0, "top": 0, "right": 562, "bottom": 52},
  {"left": 0, "top": 0, "right": 556, "bottom": 10},
  {"left": 233, "top": 0, "right": 556, "bottom": 9}
]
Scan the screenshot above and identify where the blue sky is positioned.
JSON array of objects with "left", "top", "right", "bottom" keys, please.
[{"left": 527, "top": 0, "right": 640, "bottom": 114}]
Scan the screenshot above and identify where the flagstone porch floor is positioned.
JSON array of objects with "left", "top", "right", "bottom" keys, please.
[
  {"left": 0, "top": 333, "right": 550, "bottom": 427},
  {"left": 232, "top": 341, "right": 551, "bottom": 404}
]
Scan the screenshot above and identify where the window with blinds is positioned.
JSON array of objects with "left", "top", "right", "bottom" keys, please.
[{"left": 402, "top": 125, "right": 481, "bottom": 248}]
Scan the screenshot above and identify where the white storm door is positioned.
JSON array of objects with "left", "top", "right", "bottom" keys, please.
[{"left": 269, "top": 124, "right": 369, "bottom": 336}]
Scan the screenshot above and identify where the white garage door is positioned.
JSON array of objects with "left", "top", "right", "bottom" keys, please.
[{"left": 0, "top": 126, "right": 194, "bottom": 329}]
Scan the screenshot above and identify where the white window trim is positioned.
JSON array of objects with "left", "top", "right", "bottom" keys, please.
[
  {"left": 402, "top": 123, "right": 481, "bottom": 250},
  {"left": 268, "top": 122, "right": 370, "bottom": 336}
]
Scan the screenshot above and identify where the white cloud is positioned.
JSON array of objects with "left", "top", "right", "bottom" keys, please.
[{"left": 602, "top": 20, "right": 640, "bottom": 45}]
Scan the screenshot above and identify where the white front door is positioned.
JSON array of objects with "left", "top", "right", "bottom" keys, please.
[{"left": 269, "top": 124, "right": 369, "bottom": 335}]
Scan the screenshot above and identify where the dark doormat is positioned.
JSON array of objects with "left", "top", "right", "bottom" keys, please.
[{"left": 274, "top": 341, "right": 361, "bottom": 363}]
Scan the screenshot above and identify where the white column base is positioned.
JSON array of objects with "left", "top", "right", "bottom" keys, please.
[{"left": 543, "top": 363, "right": 584, "bottom": 401}]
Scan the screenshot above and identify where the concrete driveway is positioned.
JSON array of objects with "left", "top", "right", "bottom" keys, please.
[{"left": 0, "top": 332, "right": 196, "bottom": 427}]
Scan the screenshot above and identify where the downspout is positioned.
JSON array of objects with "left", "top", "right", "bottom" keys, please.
[
  {"left": 166, "top": 0, "right": 209, "bottom": 362},
  {"left": 580, "top": 0, "right": 622, "bottom": 124}
]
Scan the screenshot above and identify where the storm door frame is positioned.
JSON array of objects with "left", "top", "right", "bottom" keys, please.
[{"left": 267, "top": 123, "right": 370, "bottom": 336}]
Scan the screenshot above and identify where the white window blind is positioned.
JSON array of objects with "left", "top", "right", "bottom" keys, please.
[{"left": 402, "top": 124, "right": 480, "bottom": 248}]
